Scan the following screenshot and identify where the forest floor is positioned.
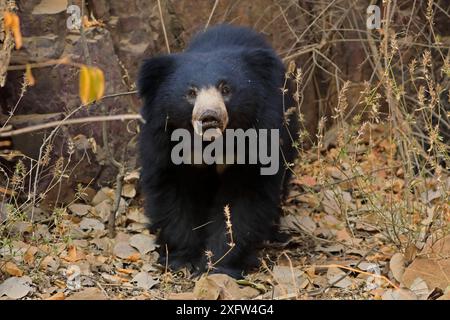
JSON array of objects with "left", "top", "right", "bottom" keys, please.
[{"left": 0, "top": 123, "right": 449, "bottom": 300}]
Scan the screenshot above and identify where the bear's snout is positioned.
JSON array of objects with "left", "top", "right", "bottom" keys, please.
[
  {"left": 198, "top": 110, "right": 221, "bottom": 130},
  {"left": 192, "top": 87, "right": 229, "bottom": 139}
]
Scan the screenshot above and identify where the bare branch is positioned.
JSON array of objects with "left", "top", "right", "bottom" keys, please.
[{"left": 0, "top": 114, "right": 143, "bottom": 138}]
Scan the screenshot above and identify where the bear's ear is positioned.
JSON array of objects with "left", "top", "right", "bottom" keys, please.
[
  {"left": 242, "top": 48, "right": 282, "bottom": 82},
  {"left": 138, "top": 55, "right": 175, "bottom": 103}
]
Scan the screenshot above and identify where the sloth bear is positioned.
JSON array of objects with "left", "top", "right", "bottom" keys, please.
[{"left": 138, "top": 25, "right": 298, "bottom": 278}]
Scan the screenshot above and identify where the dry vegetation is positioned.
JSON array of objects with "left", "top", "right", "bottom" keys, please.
[{"left": 0, "top": 0, "right": 449, "bottom": 300}]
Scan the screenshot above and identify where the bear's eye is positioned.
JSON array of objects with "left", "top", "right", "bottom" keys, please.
[
  {"left": 187, "top": 88, "right": 197, "bottom": 99},
  {"left": 220, "top": 83, "right": 231, "bottom": 96}
]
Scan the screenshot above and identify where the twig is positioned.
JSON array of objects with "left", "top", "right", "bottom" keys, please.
[
  {"left": 205, "top": 0, "right": 219, "bottom": 30},
  {"left": 315, "top": 263, "right": 400, "bottom": 291},
  {"left": 0, "top": 114, "right": 143, "bottom": 137},
  {"left": 7, "top": 57, "right": 71, "bottom": 71},
  {"left": 108, "top": 165, "right": 125, "bottom": 238},
  {"left": 308, "top": 246, "right": 399, "bottom": 297},
  {"left": 157, "top": 0, "right": 171, "bottom": 54},
  {"left": 319, "top": 245, "right": 376, "bottom": 295},
  {"left": 102, "top": 90, "right": 138, "bottom": 99}
]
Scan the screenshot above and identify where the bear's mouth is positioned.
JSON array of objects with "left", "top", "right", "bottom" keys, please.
[
  {"left": 192, "top": 119, "right": 224, "bottom": 141},
  {"left": 202, "top": 120, "right": 220, "bottom": 130}
]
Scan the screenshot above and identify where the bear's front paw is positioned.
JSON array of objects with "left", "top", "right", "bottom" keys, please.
[{"left": 158, "top": 255, "right": 199, "bottom": 273}]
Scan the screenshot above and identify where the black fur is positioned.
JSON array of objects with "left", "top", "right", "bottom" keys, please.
[{"left": 138, "top": 25, "right": 298, "bottom": 278}]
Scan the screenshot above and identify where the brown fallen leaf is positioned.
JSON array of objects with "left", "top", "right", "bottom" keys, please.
[
  {"left": 389, "top": 253, "right": 405, "bottom": 282},
  {"left": 325, "top": 166, "right": 346, "bottom": 180},
  {"left": 409, "top": 277, "right": 431, "bottom": 299},
  {"left": 335, "top": 229, "right": 351, "bottom": 242},
  {"left": 404, "top": 244, "right": 418, "bottom": 263},
  {"left": 62, "top": 245, "right": 86, "bottom": 262},
  {"left": 102, "top": 273, "right": 129, "bottom": 284},
  {"left": 382, "top": 288, "right": 417, "bottom": 300},
  {"left": 117, "top": 268, "right": 135, "bottom": 275},
  {"left": 131, "top": 272, "right": 158, "bottom": 290},
  {"left": 124, "top": 171, "right": 140, "bottom": 183},
  {"left": 127, "top": 252, "right": 141, "bottom": 262},
  {"left": 121, "top": 183, "right": 137, "bottom": 198},
  {"left": 420, "top": 189, "right": 442, "bottom": 204},
  {"left": 280, "top": 214, "right": 316, "bottom": 234},
  {"left": 79, "top": 217, "right": 105, "bottom": 231},
  {"left": 422, "top": 235, "right": 450, "bottom": 256},
  {"left": 66, "top": 287, "right": 108, "bottom": 300},
  {"left": 94, "top": 200, "right": 112, "bottom": 223},
  {"left": 129, "top": 234, "right": 157, "bottom": 255},
  {"left": 92, "top": 187, "right": 114, "bottom": 206},
  {"left": 23, "top": 246, "right": 39, "bottom": 265},
  {"left": 46, "top": 292, "right": 65, "bottom": 300},
  {"left": 193, "top": 274, "right": 259, "bottom": 300},
  {"left": 272, "top": 265, "right": 308, "bottom": 298},
  {"left": 68, "top": 203, "right": 93, "bottom": 217},
  {"left": 40, "top": 255, "right": 60, "bottom": 272},
  {"left": 1, "top": 262, "right": 23, "bottom": 277},
  {"left": 194, "top": 277, "right": 221, "bottom": 300},
  {"left": 82, "top": 15, "right": 105, "bottom": 29},
  {"left": 0, "top": 276, "right": 32, "bottom": 299},
  {"left": 126, "top": 207, "right": 149, "bottom": 224},
  {"left": 326, "top": 267, "right": 353, "bottom": 289},
  {"left": 322, "top": 189, "right": 354, "bottom": 216},
  {"left": 402, "top": 258, "right": 450, "bottom": 291},
  {"left": 292, "top": 176, "right": 317, "bottom": 187},
  {"left": 113, "top": 241, "right": 139, "bottom": 260},
  {"left": 437, "top": 291, "right": 450, "bottom": 300},
  {"left": 378, "top": 139, "right": 396, "bottom": 154},
  {"left": 296, "top": 194, "right": 319, "bottom": 207},
  {"left": 385, "top": 179, "right": 405, "bottom": 193},
  {"left": 402, "top": 235, "right": 450, "bottom": 290}
]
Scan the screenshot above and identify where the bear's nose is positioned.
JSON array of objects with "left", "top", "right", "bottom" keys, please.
[{"left": 199, "top": 110, "right": 221, "bottom": 128}]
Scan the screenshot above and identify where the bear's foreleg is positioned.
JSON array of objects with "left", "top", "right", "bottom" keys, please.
[{"left": 204, "top": 169, "right": 282, "bottom": 278}]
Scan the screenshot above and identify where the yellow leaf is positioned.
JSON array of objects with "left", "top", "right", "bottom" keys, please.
[
  {"left": 91, "top": 67, "right": 105, "bottom": 100},
  {"left": 3, "top": 11, "right": 13, "bottom": 27},
  {"left": 79, "top": 65, "right": 91, "bottom": 104},
  {"left": 79, "top": 66, "right": 105, "bottom": 104},
  {"left": 25, "top": 64, "right": 36, "bottom": 86},
  {"left": 11, "top": 14, "right": 22, "bottom": 49},
  {"left": 4, "top": 12, "right": 22, "bottom": 49},
  {"left": 87, "top": 69, "right": 98, "bottom": 103}
]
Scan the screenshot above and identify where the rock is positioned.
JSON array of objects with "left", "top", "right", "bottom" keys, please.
[{"left": 32, "top": 0, "right": 68, "bottom": 15}]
